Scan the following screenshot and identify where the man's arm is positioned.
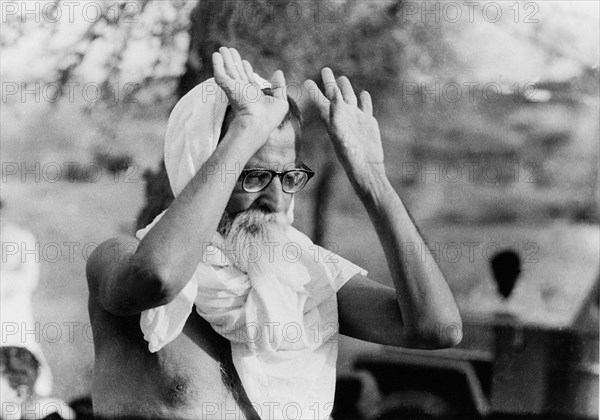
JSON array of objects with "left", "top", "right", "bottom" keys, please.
[
  {"left": 306, "top": 69, "right": 462, "bottom": 349},
  {"left": 86, "top": 47, "right": 290, "bottom": 316}
]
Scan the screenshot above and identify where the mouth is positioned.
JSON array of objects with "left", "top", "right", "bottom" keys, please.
[
  {"left": 251, "top": 202, "right": 275, "bottom": 215},
  {"left": 227, "top": 205, "right": 271, "bottom": 221}
]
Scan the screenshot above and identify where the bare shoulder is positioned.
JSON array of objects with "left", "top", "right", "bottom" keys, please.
[
  {"left": 86, "top": 234, "right": 172, "bottom": 316},
  {"left": 86, "top": 236, "right": 140, "bottom": 310}
]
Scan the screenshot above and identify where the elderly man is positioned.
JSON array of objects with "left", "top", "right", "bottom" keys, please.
[{"left": 86, "top": 47, "right": 461, "bottom": 419}]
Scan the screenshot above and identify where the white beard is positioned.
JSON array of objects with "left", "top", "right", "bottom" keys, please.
[
  {"left": 219, "top": 208, "right": 290, "bottom": 274},
  {"left": 209, "top": 208, "right": 338, "bottom": 420},
  {"left": 218, "top": 208, "right": 312, "bottom": 351}
]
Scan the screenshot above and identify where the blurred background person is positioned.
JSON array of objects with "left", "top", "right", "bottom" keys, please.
[
  {"left": 1, "top": 201, "right": 53, "bottom": 398},
  {"left": 0, "top": 346, "right": 74, "bottom": 420},
  {"left": 491, "top": 250, "right": 522, "bottom": 304}
]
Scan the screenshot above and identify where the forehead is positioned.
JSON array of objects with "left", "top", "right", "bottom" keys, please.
[{"left": 245, "top": 123, "right": 298, "bottom": 169}]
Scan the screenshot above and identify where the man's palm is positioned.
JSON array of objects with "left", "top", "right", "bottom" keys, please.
[
  {"left": 212, "top": 47, "right": 289, "bottom": 143},
  {"left": 305, "top": 69, "right": 386, "bottom": 187},
  {"left": 329, "top": 99, "right": 384, "bottom": 173}
]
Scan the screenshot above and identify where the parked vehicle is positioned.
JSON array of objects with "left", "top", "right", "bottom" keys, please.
[{"left": 334, "top": 280, "right": 599, "bottom": 419}]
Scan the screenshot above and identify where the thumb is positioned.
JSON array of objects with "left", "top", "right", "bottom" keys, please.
[{"left": 270, "top": 70, "right": 287, "bottom": 99}]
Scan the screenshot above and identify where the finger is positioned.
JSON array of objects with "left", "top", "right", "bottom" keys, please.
[
  {"left": 212, "top": 52, "right": 232, "bottom": 87},
  {"left": 212, "top": 52, "right": 226, "bottom": 79},
  {"left": 304, "top": 79, "right": 330, "bottom": 121},
  {"left": 230, "top": 48, "right": 248, "bottom": 82},
  {"left": 242, "top": 60, "right": 257, "bottom": 84},
  {"left": 337, "top": 76, "right": 357, "bottom": 106},
  {"left": 213, "top": 52, "right": 239, "bottom": 102},
  {"left": 321, "top": 68, "right": 343, "bottom": 104},
  {"left": 270, "top": 70, "right": 287, "bottom": 99},
  {"left": 359, "top": 90, "right": 373, "bottom": 116},
  {"left": 219, "top": 46, "right": 241, "bottom": 80}
]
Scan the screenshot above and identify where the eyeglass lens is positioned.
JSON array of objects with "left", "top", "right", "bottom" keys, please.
[
  {"left": 243, "top": 171, "right": 272, "bottom": 192},
  {"left": 282, "top": 171, "right": 308, "bottom": 192},
  {"left": 242, "top": 170, "right": 308, "bottom": 193}
]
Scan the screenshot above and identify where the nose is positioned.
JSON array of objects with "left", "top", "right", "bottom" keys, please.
[{"left": 257, "top": 175, "right": 289, "bottom": 214}]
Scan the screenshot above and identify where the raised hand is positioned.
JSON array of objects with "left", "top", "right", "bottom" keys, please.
[
  {"left": 305, "top": 69, "right": 385, "bottom": 192},
  {"left": 212, "top": 47, "right": 289, "bottom": 144}
]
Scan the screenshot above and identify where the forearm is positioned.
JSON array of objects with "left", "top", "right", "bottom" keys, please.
[
  {"left": 133, "top": 119, "right": 265, "bottom": 300},
  {"left": 357, "top": 170, "right": 462, "bottom": 346}
]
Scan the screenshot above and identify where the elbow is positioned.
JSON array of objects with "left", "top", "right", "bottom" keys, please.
[
  {"left": 131, "top": 243, "right": 181, "bottom": 300},
  {"left": 107, "top": 260, "right": 177, "bottom": 316},
  {"left": 423, "top": 307, "right": 463, "bottom": 349},
  {"left": 432, "top": 314, "right": 463, "bottom": 348},
  {"left": 135, "top": 260, "right": 179, "bottom": 306},
  {"left": 434, "top": 322, "right": 463, "bottom": 348},
  {"left": 405, "top": 318, "right": 463, "bottom": 350},
  {"left": 108, "top": 275, "right": 174, "bottom": 317}
]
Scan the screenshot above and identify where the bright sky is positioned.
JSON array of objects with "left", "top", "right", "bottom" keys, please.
[
  {"left": 1, "top": 1, "right": 598, "bottom": 84},
  {"left": 455, "top": 1, "right": 600, "bottom": 83}
]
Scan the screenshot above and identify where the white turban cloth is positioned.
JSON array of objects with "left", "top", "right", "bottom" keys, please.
[{"left": 136, "top": 77, "right": 367, "bottom": 419}]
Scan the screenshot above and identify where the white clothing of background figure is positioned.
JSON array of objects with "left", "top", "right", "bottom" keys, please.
[{"left": 1, "top": 221, "right": 53, "bottom": 396}]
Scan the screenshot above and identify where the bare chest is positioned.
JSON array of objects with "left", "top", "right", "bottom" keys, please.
[{"left": 92, "top": 310, "right": 252, "bottom": 418}]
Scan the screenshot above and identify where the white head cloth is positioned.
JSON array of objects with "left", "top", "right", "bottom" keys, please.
[
  {"left": 135, "top": 76, "right": 367, "bottom": 419},
  {"left": 138, "top": 75, "right": 302, "bottom": 351}
]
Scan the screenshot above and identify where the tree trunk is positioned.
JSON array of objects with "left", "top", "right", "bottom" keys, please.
[{"left": 135, "top": 2, "right": 238, "bottom": 229}]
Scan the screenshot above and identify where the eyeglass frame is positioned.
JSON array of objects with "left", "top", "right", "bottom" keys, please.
[{"left": 237, "top": 163, "right": 315, "bottom": 193}]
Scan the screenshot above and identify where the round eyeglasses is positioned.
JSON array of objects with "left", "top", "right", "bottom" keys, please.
[{"left": 238, "top": 164, "right": 315, "bottom": 193}]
